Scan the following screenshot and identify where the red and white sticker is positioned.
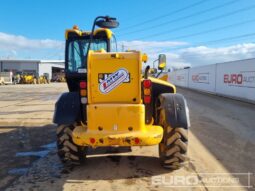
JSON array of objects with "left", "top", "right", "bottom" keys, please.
[{"left": 99, "top": 68, "right": 129, "bottom": 94}]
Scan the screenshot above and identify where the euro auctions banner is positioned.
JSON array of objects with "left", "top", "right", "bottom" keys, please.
[
  {"left": 168, "top": 58, "right": 255, "bottom": 103},
  {"left": 168, "top": 69, "right": 189, "bottom": 87},
  {"left": 216, "top": 59, "right": 255, "bottom": 102},
  {"left": 189, "top": 65, "right": 216, "bottom": 93}
]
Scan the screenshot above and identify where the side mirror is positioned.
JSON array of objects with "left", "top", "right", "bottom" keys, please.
[
  {"left": 87, "top": 16, "right": 119, "bottom": 56},
  {"left": 158, "top": 54, "right": 166, "bottom": 70},
  {"left": 95, "top": 16, "right": 119, "bottom": 29}
]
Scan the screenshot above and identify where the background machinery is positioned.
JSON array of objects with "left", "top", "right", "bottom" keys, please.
[{"left": 0, "top": 72, "right": 14, "bottom": 85}]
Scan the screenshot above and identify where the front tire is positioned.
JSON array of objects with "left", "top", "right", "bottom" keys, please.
[
  {"left": 159, "top": 126, "right": 188, "bottom": 169},
  {"left": 157, "top": 93, "right": 189, "bottom": 170},
  {"left": 57, "top": 124, "right": 86, "bottom": 166}
]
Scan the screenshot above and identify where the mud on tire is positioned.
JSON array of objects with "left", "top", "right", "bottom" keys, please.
[
  {"left": 57, "top": 124, "right": 86, "bottom": 165},
  {"left": 157, "top": 93, "right": 189, "bottom": 170}
]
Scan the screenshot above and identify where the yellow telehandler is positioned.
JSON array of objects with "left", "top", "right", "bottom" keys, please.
[{"left": 53, "top": 16, "right": 190, "bottom": 170}]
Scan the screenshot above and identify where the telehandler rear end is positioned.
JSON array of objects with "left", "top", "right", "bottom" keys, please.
[{"left": 53, "top": 16, "right": 190, "bottom": 170}]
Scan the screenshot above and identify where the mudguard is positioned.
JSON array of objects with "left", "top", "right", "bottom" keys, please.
[
  {"left": 159, "top": 93, "right": 190, "bottom": 129},
  {"left": 53, "top": 92, "right": 81, "bottom": 124}
]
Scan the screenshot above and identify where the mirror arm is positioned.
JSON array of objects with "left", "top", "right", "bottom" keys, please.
[
  {"left": 86, "top": 16, "right": 106, "bottom": 57},
  {"left": 113, "top": 34, "right": 118, "bottom": 51},
  {"left": 156, "top": 70, "right": 163, "bottom": 78},
  {"left": 152, "top": 59, "right": 158, "bottom": 68},
  {"left": 144, "top": 65, "right": 150, "bottom": 79}
]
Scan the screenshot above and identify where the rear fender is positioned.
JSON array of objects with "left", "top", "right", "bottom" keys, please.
[
  {"left": 53, "top": 92, "right": 81, "bottom": 124},
  {"left": 158, "top": 93, "right": 190, "bottom": 129}
]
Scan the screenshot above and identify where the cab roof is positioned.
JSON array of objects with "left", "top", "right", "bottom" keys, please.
[{"left": 65, "top": 27, "right": 113, "bottom": 40}]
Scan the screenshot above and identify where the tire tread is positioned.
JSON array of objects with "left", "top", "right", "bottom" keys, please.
[{"left": 56, "top": 124, "right": 86, "bottom": 166}]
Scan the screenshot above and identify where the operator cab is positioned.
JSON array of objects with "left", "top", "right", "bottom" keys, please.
[{"left": 65, "top": 27, "right": 117, "bottom": 91}]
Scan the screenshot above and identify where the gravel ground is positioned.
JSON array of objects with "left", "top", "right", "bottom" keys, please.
[{"left": 0, "top": 83, "right": 254, "bottom": 191}]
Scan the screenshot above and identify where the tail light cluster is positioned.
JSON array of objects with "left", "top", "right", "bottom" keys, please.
[
  {"left": 143, "top": 79, "right": 152, "bottom": 104},
  {"left": 79, "top": 81, "right": 87, "bottom": 104}
]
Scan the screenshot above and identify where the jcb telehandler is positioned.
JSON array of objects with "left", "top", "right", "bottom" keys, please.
[{"left": 53, "top": 16, "right": 190, "bottom": 170}]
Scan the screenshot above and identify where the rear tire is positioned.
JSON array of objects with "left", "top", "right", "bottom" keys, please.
[
  {"left": 57, "top": 124, "right": 86, "bottom": 166},
  {"left": 157, "top": 93, "right": 189, "bottom": 170}
]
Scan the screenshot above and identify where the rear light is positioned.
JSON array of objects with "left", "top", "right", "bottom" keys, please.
[
  {"left": 143, "top": 79, "right": 151, "bottom": 88},
  {"left": 144, "top": 88, "right": 151, "bottom": 96},
  {"left": 80, "top": 81, "right": 87, "bottom": 89},
  {"left": 80, "top": 81, "right": 87, "bottom": 105},
  {"left": 90, "top": 138, "right": 96, "bottom": 144},
  {"left": 144, "top": 96, "right": 151, "bottom": 104},
  {"left": 81, "top": 97, "right": 87, "bottom": 104},
  {"left": 134, "top": 137, "right": 140, "bottom": 144},
  {"left": 80, "top": 89, "right": 87, "bottom": 96},
  {"left": 143, "top": 79, "right": 152, "bottom": 104}
]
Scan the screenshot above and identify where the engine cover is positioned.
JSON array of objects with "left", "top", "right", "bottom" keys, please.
[{"left": 87, "top": 51, "right": 142, "bottom": 104}]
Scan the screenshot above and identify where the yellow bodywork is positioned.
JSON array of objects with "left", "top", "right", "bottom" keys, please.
[
  {"left": 158, "top": 74, "right": 168, "bottom": 82},
  {"left": 36, "top": 76, "right": 49, "bottom": 84},
  {"left": 150, "top": 76, "right": 176, "bottom": 93},
  {"left": 72, "top": 104, "right": 163, "bottom": 147},
  {"left": 65, "top": 28, "right": 113, "bottom": 39},
  {"left": 72, "top": 51, "right": 165, "bottom": 147},
  {"left": 20, "top": 75, "right": 35, "bottom": 84},
  {"left": 87, "top": 51, "right": 141, "bottom": 104}
]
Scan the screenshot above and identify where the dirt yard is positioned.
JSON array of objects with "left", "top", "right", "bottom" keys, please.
[{"left": 0, "top": 83, "right": 254, "bottom": 191}]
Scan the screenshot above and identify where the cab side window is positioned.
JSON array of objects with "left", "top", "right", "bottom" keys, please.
[
  {"left": 68, "top": 41, "right": 82, "bottom": 72},
  {"left": 111, "top": 35, "right": 117, "bottom": 52}
]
